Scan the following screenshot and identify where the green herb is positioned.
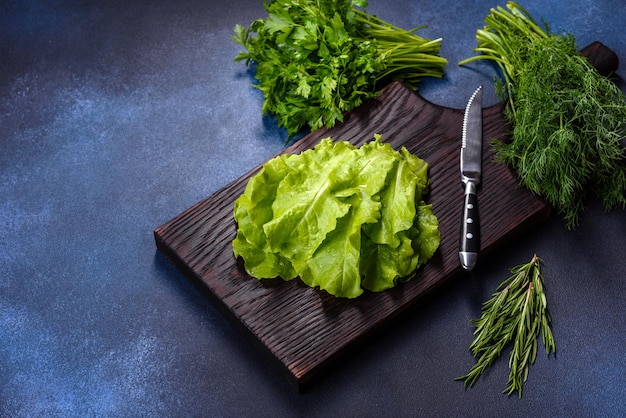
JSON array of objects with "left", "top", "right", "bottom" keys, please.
[
  {"left": 456, "top": 254, "right": 555, "bottom": 397},
  {"left": 233, "top": 0, "right": 447, "bottom": 138},
  {"left": 460, "top": 1, "right": 626, "bottom": 228},
  {"left": 232, "top": 135, "right": 440, "bottom": 298}
]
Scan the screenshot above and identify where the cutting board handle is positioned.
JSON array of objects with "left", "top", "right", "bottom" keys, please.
[{"left": 580, "top": 41, "right": 619, "bottom": 77}]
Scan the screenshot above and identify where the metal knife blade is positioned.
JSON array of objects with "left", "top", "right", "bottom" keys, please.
[{"left": 459, "top": 86, "right": 483, "bottom": 271}]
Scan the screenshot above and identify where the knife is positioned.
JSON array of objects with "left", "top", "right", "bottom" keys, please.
[{"left": 459, "top": 86, "right": 483, "bottom": 271}]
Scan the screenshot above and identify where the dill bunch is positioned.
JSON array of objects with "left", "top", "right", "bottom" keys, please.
[{"left": 460, "top": 1, "right": 626, "bottom": 228}]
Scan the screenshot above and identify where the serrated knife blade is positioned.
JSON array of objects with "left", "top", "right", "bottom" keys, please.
[{"left": 459, "top": 86, "right": 483, "bottom": 271}]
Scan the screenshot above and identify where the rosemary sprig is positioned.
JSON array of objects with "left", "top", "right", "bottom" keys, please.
[{"left": 456, "top": 254, "right": 556, "bottom": 397}]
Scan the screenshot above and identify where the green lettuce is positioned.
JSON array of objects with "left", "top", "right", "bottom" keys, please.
[{"left": 232, "top": 135, "right": 440, "bottom": 298}]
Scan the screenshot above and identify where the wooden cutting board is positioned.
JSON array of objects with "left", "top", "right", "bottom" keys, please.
[{"left": 154, "top": 81, "right": 551, "bottom": 391}]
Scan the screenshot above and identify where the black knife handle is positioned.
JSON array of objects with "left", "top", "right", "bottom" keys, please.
[{"left": 459, "top": 182, "right": 480, "bottom": 271}]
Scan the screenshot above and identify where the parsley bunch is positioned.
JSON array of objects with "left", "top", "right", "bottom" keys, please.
[
  {"left": 460, "top": 2, "right": 626, "bottom": 227},
  {"left": 234, "top": 0, "right": 446, "bottom": 137}
]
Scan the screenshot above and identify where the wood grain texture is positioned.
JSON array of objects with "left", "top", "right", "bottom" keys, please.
[{"left": 154, "top": 81, "right": 551, "bottom": 391}]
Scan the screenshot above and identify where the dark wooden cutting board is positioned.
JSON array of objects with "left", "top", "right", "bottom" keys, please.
[
  {"left": 154, "top": 80, "right": 551, "bottom": 390},
  {"left": 154, "top": 41, "right": 616, "bottom": 391}
]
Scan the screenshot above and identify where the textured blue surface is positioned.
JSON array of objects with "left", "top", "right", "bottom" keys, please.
[{"left": 1, "top": 0, "right": 625, "bottom": 416}]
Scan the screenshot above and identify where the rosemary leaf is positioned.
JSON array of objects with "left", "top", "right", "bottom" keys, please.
[{"left": 456, "top": 254, "right": 556, "bottom": 398}]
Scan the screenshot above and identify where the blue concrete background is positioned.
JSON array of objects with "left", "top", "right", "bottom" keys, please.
[{"left": 1, "top": 0, "right": 625, "bottom": 416}]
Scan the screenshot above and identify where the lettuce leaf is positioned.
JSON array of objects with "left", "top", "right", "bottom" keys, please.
[{"left": 232, "top": 135, "right": 440, "bottom": 298}]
